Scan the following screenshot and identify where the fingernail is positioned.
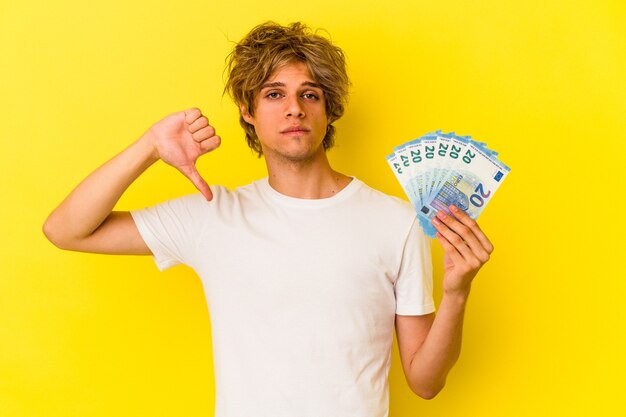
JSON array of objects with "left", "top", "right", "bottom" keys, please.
[
  {"left": 432, "top": 217, "right": 441, "bottom": 225},
  {"left": 450, "top": 205, "right": 459, "bottom": 213},
  {"left": 437, "top": 211, "right": 447, "bottom": 220}
]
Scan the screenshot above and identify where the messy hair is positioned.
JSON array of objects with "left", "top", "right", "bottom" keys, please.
[{"left": 224, "top": 21, "right": 350, "bottom": 156}]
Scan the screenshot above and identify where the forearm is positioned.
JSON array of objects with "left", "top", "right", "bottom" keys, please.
[
  {"left": 43, "top": 133, "right": 157, "bottom": 247},
  {"left": 407, "top": 290, "right": 469, "bottom": 398}
]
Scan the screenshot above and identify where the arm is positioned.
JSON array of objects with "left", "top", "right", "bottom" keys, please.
[
  {"left": 395, "top": 205, "right": 494, "bottom": 399},
  {"left": 42, "top": 108, "right": 220, "bottom": 254}
]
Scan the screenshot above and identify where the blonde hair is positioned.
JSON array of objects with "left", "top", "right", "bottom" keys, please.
[{"left": 224, "top": 21, "right": 350, "bottom": 156}]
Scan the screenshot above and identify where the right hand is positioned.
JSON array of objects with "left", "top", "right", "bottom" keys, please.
[{"left": 146, "top": 108, "right": 221, "bottom": 200}]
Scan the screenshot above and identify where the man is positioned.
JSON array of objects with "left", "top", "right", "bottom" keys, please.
[{"left": 44, "top": 21, "right": 493, "bottom": 417}]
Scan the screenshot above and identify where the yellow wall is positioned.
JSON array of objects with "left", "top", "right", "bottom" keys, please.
[{"left": 1, "top": 0, "right": 624, "bottom": 415}]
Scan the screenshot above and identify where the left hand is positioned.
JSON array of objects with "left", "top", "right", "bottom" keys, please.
[{"left": 431, "top": 205, "right": 494, "bottom": 298}]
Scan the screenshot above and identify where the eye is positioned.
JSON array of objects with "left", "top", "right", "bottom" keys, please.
[
  {"left": 302, "top": 93, "right": 319, "bottom": 100},
  {"left": 266, "top": 91, "right": 282, "bottom": 99}
]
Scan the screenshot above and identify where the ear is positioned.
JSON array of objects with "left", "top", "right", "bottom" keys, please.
[{"left": 240, "top": 104, "right": 254, "bottom": 125}]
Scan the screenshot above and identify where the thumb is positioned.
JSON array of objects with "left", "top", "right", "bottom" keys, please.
[{"left": 180, "top": 164, "right": 213, "bottom": 201}]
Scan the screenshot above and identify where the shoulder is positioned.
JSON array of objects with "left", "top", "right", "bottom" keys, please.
[
  {"left": 134, "top": 182, "right": 255, "bottom": 218},
  {"left": 171, "top": 181, "right": 262, "bottom": 205},
  {"left": 344, "top": 179, "right": 418, "bottom": 235},
  {"left": 353, "top": 179, "right": 416, "bottom": 217}
]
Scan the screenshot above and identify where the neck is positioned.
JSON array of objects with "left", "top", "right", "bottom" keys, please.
[{"left": 264, "top": 151, "right": 352, "bottom": 199}]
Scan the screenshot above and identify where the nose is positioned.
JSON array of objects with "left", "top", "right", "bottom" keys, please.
[{"left": 284, "top": 95, "right": 305, "bottom": 118}]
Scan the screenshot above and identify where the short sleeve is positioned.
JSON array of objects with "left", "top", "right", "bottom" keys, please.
[
  {"left": 130, "top": 193, "right": 208, "bottom": 271},
  {"left": 394, "top": 218, "right": 435, "bottom": 315}
]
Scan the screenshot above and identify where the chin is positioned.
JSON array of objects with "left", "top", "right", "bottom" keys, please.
[{"left": 266, "top": 144, "right": 325, "bottom": 163}]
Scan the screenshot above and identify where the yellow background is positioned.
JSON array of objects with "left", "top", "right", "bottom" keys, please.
[{"left": 1, "top": 0, "right": 625, "bottom": 415}]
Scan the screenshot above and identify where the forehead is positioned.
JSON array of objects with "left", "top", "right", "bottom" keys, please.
[{"left": 263, "top": 61, "right": 318, "bottom": 86}]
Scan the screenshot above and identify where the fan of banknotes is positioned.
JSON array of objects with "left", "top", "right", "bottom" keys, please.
[{"left": 386, "top": 130, "right": 510, "bottom": 238}]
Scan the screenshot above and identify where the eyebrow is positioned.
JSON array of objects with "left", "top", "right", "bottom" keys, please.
[{"left": 260, "top": 81, "right": 322, "bottom": 90}]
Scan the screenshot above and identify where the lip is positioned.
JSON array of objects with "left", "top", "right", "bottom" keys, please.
[{"left": 281, "top": 126, "right": 310, "bottom": 134}]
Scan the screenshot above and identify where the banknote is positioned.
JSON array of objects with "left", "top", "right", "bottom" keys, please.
[
  {"left": 387, "top": 131, "right": 439, "bottom": 209},
  {"left": 387, "top": 131, "right": 510, "bottom": 238}
]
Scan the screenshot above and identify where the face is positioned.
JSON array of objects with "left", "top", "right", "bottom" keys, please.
[{"left": 241, "top": 61, "right": 328, "bottom": 163}]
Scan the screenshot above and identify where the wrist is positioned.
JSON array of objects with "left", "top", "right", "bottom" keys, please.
[
  {"left": 136, "top": 131, "right": 160, "bottom": 166},
  {"left": 442, "top": 287, "right": 471, "bottom": 306}
]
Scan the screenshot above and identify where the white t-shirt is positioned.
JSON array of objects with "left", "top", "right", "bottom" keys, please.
[{"left": 131, "top": 177, "right": 434, "bottom": 417}]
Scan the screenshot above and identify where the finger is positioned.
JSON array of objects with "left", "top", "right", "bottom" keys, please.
[
  {"left": 437, "top": 209, "right": 491, "bottom": 263},
  {"left": 179, "top": 164, "right": 213, "bottom": 201},
  {"left": 432, "top": 215, "right": 477, "bottom": 262},
  {"left": 191, "top": 124, "right": 216, "bottom": 142},
  {"left": 198, "top": 135, "right": 221, "bottom": 153},
  {"left": 184, "top": 108, "right": 202, "bottom": 124},
  {"left": 449, "top": 205, "right": 494, "bottom": 255},
  {"left": 434, "top": 230, "right": 465, "bottom": 265},
  {"left": 188, "top": 116, "right": 209, "bottom": 134}
]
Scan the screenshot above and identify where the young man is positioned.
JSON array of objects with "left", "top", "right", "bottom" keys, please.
[{"left": 44, "top": 22, "right": 493, "bottom": 417}]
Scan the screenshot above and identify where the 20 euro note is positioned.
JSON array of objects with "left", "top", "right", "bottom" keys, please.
[
  {"left": 388, "top": 132, "right": 511, "bottom": 238},
  {"left": 386, "top": 131, "right": 440, "bottom": 209}
]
